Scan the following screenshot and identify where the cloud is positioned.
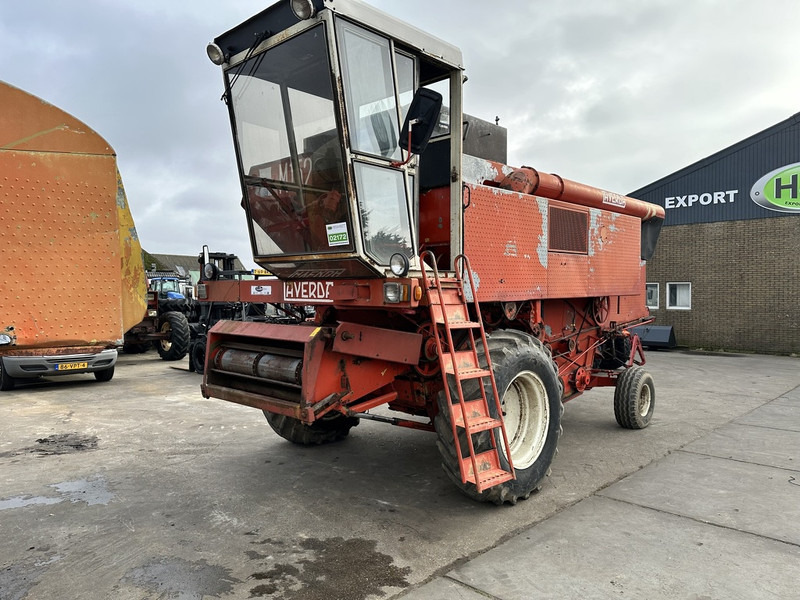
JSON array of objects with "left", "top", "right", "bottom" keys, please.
[{"left": 3, "top": 0, "right": 799, "bottom": 266}]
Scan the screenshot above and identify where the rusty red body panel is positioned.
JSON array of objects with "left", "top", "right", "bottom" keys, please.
[{"left": 202, "top": 319, "right": 415, "bottom": 424}]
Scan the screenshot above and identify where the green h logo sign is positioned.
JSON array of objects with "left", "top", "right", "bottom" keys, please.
[{"left": 750, "top": 163, "right": 800, "bottom": 213}]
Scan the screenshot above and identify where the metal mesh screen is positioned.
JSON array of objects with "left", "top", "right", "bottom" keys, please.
[{"left": 549, "top": 207, "right": 588, "bottom": 253}]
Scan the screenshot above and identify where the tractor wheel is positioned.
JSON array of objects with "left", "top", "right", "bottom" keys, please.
[
  {"left": 190, "top": 336, "right": 207, "bottom": 375},
  {"left": 156, "top": 311, "right": 190, "bottom": 361},
  {"left": 0, "top": 358, "right": 16, "bottom": 391},
  {"left": 263, "top": 411, "right": 359, "bottom": 445},
  {"left": 94, "top": 366, "right": 115, "bottom": 382},
  {"left": 434, "top": 329, "right": 563, "bottom": 505},
  {"left": 614, "top": 366, "right": 655, "bottom": 429}
]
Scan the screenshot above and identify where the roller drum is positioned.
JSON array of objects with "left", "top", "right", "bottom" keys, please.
[{"left": 213, "top": 347, "right": 302, "bottom": 384}]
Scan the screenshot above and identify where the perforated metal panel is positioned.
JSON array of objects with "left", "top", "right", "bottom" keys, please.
[
  {"left": 464, "top": 186, "right": 645, "bottom": 302},
  {"left": 1, "top": 152, "right": 123, "bottom": 347},
  {"left": 1, "top": 82, "right": 146, "bottom": 350}
]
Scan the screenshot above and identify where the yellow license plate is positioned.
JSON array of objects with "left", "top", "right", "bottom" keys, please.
[{"left": 55, "top": 362, "right": 88, "bottom": 371}]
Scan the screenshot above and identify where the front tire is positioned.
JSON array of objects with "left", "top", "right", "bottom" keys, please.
[
  {"left": 264, "top": 411, "right": 359, "bottom": 445},
  {"left": 94, "top": 366, "right": 115, "bottom": 382},
  {"left": 434, "top": 329, "right": 562, "bottom": 505},
  {"left": 0, "top": 358, "right": 16, "bottom": 391},
  {"left": 190, "top": 336, "right": 207, "bottom": 374},
  {"left": 156, "top": 311, "right": 190, "bottom": 361},
  {"left": 614, "top": 366, "right": 655, "bottom": 429}
]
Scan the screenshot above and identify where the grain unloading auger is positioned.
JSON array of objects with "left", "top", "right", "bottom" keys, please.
[{"left": 201, "top": 0, "right": 664, "bottom": 504}]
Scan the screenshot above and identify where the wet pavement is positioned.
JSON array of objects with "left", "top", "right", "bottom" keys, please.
[{"left": 0, "top": 349, "right": 798, "bottom": 599}]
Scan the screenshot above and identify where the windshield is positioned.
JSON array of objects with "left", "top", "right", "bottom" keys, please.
[{"left": 228, "top": 25, "right": 352, "bottom": 257}]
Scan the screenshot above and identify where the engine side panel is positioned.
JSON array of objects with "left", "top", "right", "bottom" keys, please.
[{"left": 464, "top": 184, "right": 644, "bottom": 303}]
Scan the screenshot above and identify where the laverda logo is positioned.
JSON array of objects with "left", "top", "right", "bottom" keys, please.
[
  {"left": 750, "top": 162, "right": 800, "bottom": 213},
  {"left": 284, "top": 280, "right": 334, "bottom": 303}
]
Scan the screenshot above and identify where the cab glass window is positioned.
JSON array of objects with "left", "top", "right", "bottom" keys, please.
[{"left": 337, "top": 20, "right": 402, "bottom": 160}]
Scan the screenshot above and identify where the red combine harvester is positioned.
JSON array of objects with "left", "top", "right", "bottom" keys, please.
[{"left": 201, "top": 0, "right": 665, "bottom": 504}]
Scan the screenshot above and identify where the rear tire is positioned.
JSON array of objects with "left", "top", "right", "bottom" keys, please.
[
  {"left": 434, "top": 329, "right": 562, "bottom": 505},
  {"left": 263, "top": 411, "right": 359, "bottom": 445},
  {"left": 614, "top": 366, "right": 655, "bottom": 429},
  {"left": 0, "top": 358, "right": 16, "bottom": 391},
  {"left": 94, "top": 366, "right": 115, "bottom": 382},
  {"left": 156, "top": 311, "right": 190, "bottom": 361}
]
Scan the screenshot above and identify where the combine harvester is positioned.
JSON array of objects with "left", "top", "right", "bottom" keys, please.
[{"left": 200, "top": 0, "right": 665, "bottom": 504}]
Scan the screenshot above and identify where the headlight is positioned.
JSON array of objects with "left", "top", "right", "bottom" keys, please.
[
  {"left": 206, "top": 42, "right": 226, "bottom": 65},
  {"left": 290, "top": 0, "right": 316, "bottom": 20},
  {"left": 0, "top": 334, "right": 12, "bottom": 345},
  {"left": 203, "top": 263, "right": 219, "bottom": 281},
  {"left": 383, "top": 283, "right": 409, "bottom": 304},
  {"left": 389, "top": 253, "right": 410, "bottom": 277}
]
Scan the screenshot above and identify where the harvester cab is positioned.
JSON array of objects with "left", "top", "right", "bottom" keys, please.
[
  {"left": 208, "top": 0, "right": 464, "bottom": 281},
  {"left": 203, "top": 0, "right": 666, "bottom": 505}
]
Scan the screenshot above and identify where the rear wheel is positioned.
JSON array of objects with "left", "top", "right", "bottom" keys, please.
[
  {"left": 94, "top": 366, "right": 115, "bottom": 382},
  {"left": 263, "top": 411, "right": 359, "bottom": 445},
  {"left": 156, "top": 311, "right": 190, "bottom": 361},
  {"left": 0, "top": 358, "right": 16, "bottom": 391},
  {"left": 434, "top": 329, "right": 563, "bottom": 505},
  {"left": 614, "top": 366, "right": 655, "bottom": 429}
]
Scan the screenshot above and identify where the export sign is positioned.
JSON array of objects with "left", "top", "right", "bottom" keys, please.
[
  {"left": 664, "top": 189, "right": 738, "bottom": 210},
  {"left": 750, "top": 162, "right": 800, "bottom": 213}
]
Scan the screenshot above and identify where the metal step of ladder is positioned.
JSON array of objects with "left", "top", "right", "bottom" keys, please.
[{"left": 420, "top": 252, "right": 515, "bottom": 492}]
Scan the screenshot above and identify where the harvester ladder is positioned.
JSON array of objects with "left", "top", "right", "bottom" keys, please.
[{"left": 420, "top": 252, "right": 515, "bottom": 492}]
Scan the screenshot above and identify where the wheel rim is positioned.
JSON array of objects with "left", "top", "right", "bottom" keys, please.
[
  {"left": 501, "top": 370, "right": 549, "bottom": 470},
  {"left": 638, "top": 383, "right": 652, "bottom": 417},
  {"left": 159, "top": 321, "right": 172, "bottom": 352}
]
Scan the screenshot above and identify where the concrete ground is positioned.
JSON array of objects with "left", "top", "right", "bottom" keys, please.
[{"left": 0, "top": 349, "right": 798, "bottom": 599}]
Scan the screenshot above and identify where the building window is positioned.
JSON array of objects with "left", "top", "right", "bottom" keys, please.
[
  {"left": 645, "top": 283, "right": 659, "bottom": 310},
  {"left": 667, "top": 282, "right": 691, "bottom": 310}
]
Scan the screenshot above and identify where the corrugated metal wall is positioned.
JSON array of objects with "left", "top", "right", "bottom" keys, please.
[{"left": 631, "top": 114, "right": 800, "bottom": 226}]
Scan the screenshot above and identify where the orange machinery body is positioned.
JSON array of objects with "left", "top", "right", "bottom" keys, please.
[
  {"left": 0, "top": 82, "right": 146, "bottom": 358},
  {"left": 202, "top": 155, "right": 664, "bottom": 425}
]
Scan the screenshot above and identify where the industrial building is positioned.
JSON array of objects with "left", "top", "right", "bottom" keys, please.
[{"left": 631, "top": 113, "right": 800, "bottom": 354}]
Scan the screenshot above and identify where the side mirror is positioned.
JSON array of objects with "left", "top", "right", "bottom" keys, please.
[{"left": 398, "top": 88, "right": 443, "bottom": 155}]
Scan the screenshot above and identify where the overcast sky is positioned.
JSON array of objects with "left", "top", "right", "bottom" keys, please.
[{"left": 3, "top": 0, "right": 798, "bottom": 267}]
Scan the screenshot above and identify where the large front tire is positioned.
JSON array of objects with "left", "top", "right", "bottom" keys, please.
[
  {"left": 434, "top": 329, "right": 562, "bottom": 505},
  {"left": 156, "top": 311, "right": 190, "bottom": 361},
  {"left": 263, "top": 411, "right": 359, "bottom": 445}
]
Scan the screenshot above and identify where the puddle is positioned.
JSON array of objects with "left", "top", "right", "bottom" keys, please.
[
  {"left": 0, "top": 475, "right": 113, "bottom": 510},
  {"left": 246, "top": 536, "right": 410, "bottom": 600},
  {"left": 0, "top": 495, "right": 62, "bottom": 510},
  {"left": 51, "top": 476, "right": 114, "bottom": 506},
  {"left": 122, "top": 557, "right": 240, "bottom": 600}
]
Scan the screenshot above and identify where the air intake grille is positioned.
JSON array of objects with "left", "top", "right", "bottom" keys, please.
[{"left": 549, "top": 207, "right": 588, "bottom": 254}]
